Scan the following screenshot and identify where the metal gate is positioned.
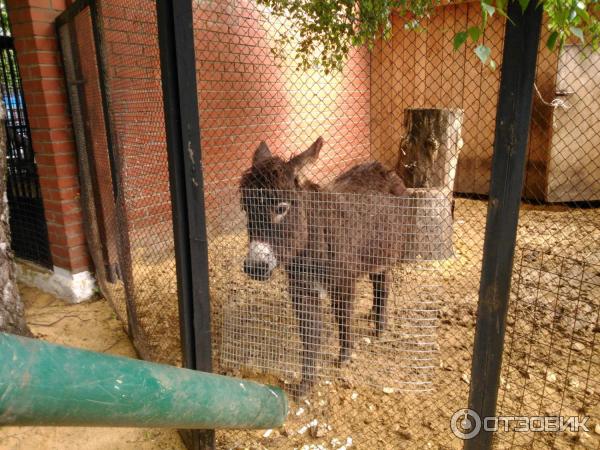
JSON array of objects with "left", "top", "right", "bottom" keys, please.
[{"left": 0, "top": 2, "right": 52, "bottom": 268}]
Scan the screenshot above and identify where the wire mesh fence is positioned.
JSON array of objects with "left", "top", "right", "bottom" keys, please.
[
  {"left": 498, "top": 248, "right": 600, "bottom": 449},
  {"left": 194, "top": 1, "right": 490, "bottom": 447},
  {"left": 57, "top": 0, "right": 180, "bottom": 365},
  {"left": 55, "top": 0, "right": 599, "bottom": 448},
  {"left": 495, "top": 34, "right": 600, "bottom": 449},
  {"left": 96, "top": 0, "right": 181, "bottom": 365},
  {"left": 218, "top": 187, "right": 445, "bottom": 388}
]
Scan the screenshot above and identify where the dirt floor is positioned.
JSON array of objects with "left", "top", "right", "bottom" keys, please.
[
  {"left": 122, "top": 197, "right": 600, "bottom": 449},
  {"left": 0, "top": 285, "right": 185, "bottom": 450},
  {"left": 204, "top": 199, "right": 599, "bottom": 449},
  {"left": 21, "top": 197, "right": 599, "bottom": 449}
]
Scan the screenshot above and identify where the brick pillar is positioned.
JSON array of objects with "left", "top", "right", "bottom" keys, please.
[{"left": 7, "top": 0, "right": 94, "bottom": 301}]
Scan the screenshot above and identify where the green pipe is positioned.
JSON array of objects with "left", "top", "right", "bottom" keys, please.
[{"left": 0, "top": 333, "right": 287, "bottom": 429}]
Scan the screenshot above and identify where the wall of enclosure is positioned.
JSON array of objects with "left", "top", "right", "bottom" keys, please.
[
  {"left": 97, "top": 0, "right": 182, "bottom": 364},
  {"left": 194, "top": 0, "right": 372, "bottom": 220},
  {"left": 371, "top": 4, "right": 600, "bottom": 203},
  {"left": 57, "top": 0, "right": 599, "bottom": 449}
]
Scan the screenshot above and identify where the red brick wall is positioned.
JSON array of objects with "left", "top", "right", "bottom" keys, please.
[
  {"left": 194, "top": 0, "right": 371, "bottom": 199},
  {"left": 8, "top": 0, "right": 371, "bottom": 263},
  {"left": 99, "top": 0, "right": 171, "bottom": 239},
  {"left": 7, "top": 0, "right": 91, "bottom": 273},
  {"left": 97, "top": 0, "right": 371, "bottom": 234},
  {"left": 73, "top": 8, "right": 120, "bottom": 265}
]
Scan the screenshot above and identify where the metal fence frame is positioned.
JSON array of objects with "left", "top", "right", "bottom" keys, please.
[
  {"left": 466, "top": 2, "right": 543, "bottom": 449},
  {"left": 156, "top": 0, "right": 214, "bottom": 447}
]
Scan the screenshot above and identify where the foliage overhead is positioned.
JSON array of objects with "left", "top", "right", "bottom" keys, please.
[{"left": 257, "top": 0, "right": 600, "bottom": 72}]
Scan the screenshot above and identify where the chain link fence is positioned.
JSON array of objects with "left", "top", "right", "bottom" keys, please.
[
  {"left": 56, "top": 0, "right": 598, "bottom": 448},
  {"left": 496, "top": 37, "right": 600, "bottom": 449},
  {"left": 57, "top": 0, "right": 180, "bottom": 365},
  {"left": 195, "top": 2, "right": 494, "bottom": 448}
]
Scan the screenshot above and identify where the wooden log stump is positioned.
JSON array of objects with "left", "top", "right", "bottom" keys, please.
[{"left": 396, "top": 108, "right": 464, "bottom": 260}]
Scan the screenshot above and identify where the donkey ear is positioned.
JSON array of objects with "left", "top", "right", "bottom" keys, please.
[
  {"left": 252, "top": 141, "right": 272, "bottom": 167},
  {"left": 288, "top": 137, "right": 323, "bottom": 176}
]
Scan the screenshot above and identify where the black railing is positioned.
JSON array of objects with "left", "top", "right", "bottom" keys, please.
[{"left": 1, "top": 2, "right": 52, "bottom": 268}]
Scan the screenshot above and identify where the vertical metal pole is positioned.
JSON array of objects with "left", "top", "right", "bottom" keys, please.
[
  {"left": 60, "top": 17, "right": 113, "bottom": 281},
  {"left": 465, "top": 1, "right": 543, "bottom": 449},
  {"left": 156, "top": 1, "right": 214, "bottom": 449}
]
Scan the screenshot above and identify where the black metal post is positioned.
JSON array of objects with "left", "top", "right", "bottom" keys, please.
[
  {"left": 157, "top": 1, "right": 214, "bottom": 449},
  {"left": 464, "top": 1, "right": 543, "bottom": 449},
  {"left": 61, "top": 17, "right": 113, "bottom": 281}
]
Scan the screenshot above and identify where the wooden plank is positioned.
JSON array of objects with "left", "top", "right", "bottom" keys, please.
[
  {"left": 548, "top": 45, "right": 600, "bottom": 202},
  {"left": 370, "top": 36, "right": 384, "bottom": 161},
  {"left": 399, "top": 15, "right": 417, "bottom": 111},
  {"left": 449, "top": 4, "right": 468, "bottom": 116},
  {"left": 454, "top": 2, "right": 485, "bottom": 194},
  {"left": 425, "top": 8, "right": 445, "bottom": 107},
  {"left": 413, "top": 23, "right": 428, "bottom": 107},
  {"left": 474, "top": 12, "right": 504, "bottom": 191},
  {"left": 440, "top": 5, "right": 456, "bottom": 109},
  {"left": 524, "top": 16, "right": 558, "bottom": 200},
  {"left": 390, "top": 12, "right": 405, "bottom": 169},
  {"left": 379, "top": 26, "right": 396, "bottom": 164}
]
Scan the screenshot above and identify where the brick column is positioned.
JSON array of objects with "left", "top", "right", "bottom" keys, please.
[{"left": 7, "top": 0, "right": 94, "bottom": 300}]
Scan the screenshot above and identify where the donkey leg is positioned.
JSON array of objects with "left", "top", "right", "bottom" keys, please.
[
  {"left": 331, "top": 279, "right": 355, "bottom": 366},
  {"left": 369, "top": 271, "right": 389, "bottom": 337},
  {"left": 290, "top": 280, "right": 322, "bottom": 398}
]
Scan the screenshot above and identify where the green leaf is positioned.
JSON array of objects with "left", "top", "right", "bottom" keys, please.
[
  {"left": 577, "top": 8, "right": 591, "bottom": 22},
  {"left": 546, "top": 30, "right": 559, "bottom": 50},
  {"left": 481, "top": 1, "right": 496, "bottom": 16},
  {"left": 475, "top": 44, "right": 491, "bottom": 63},
  {"left": 468, "top": 26, "right": 482, "bottom": 42},
  {"left": 489, "top": 59, "right": 497, "bottom": 70},
  {"left": 570, "top": 26, "right": 585, "bottom": 43},
  {"left": 494, "top": 0, "right": 511, "bottom": 21},
  {"left": 517, "top": 0, "right": 530, "bottom": 12},
  {"left": 495, "top": 0, "right": 507, "bottom": 13},
  {"left": 383, "top": 25, "right": 393, "bottom": 40},
  {"left": 453, "top": 31, "right": 468, "bottom": 50}
]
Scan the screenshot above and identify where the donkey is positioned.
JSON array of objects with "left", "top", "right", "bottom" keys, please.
[{"left": 240, "top": 137, "right": 411, "bottom": 397}]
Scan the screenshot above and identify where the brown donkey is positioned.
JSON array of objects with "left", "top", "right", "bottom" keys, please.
[{"left": 240, "top": 137, "right": 411, "bottom": 397}]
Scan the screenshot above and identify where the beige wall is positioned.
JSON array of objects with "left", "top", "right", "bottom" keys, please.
[
  {"left": 370, "top": 4, "right": 559, "bottom": 198},
  {"left": 548, "top": 45, "right": 600, "bottom": 202}
]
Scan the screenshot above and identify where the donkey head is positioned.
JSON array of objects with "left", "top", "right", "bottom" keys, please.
[{"left": 240, "top": 137, "right": 323, "bottom": 280}]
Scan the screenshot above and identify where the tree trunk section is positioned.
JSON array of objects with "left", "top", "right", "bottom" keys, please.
[
  {"left": 0, "top": 102, "right": 32, "bottom": 337},
  {"left": 396, "top": 108, "right": 464, "bottom": 190},
  {"left": 397, "top": 108, "right": 464, "bottom": 261}
]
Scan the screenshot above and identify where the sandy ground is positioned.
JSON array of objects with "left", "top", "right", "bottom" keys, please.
[
  {"left": 108, "top": 197, "right": 600, "bottom": 449},
  {"left": 0, "top": 285, "right": 185, "bottom": 450},
  {"left": 205, "top": 198, "right": 600, "bottom": 449},
  {"left": 14, "top": 198, "right": 599, "bottom": 449},
  {"left": 105, "top": 197, "right": 593, "bottom": 449}
]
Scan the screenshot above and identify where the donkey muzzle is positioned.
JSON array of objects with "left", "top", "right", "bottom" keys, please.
[
  {"left": 243, "top": 241, "right": 277, "bottom": 281},
  {"left": 243, "top": 260, "right": 273, "bottom": 281}
]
